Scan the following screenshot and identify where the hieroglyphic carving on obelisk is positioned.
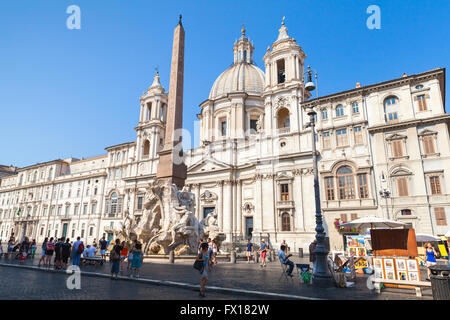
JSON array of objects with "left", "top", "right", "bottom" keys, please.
[{"left": 156, "top": 15, "right": 187, "bottom": 188}]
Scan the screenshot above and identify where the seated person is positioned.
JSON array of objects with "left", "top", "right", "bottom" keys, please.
[
  {"left": 83, "top": 245, "right": 91, "bottom": 258},
  {"left": 87, "top": 245, "right": 97, "bottom": 257},
  {"left": 278, "top": 244, "right": 294, "bottom": 276}
]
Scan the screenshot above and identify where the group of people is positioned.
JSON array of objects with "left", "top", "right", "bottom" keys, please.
[
  {"left": 0, "top": 234, "right": 38, "bottom": 260},
  {"left": 109, "top": 238, "right": 144, "bottom": 280}
]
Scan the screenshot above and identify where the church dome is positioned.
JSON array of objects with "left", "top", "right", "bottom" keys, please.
[
  {"left": 209, "top": 63, "right": 265, "bottom": 100},
  {"left": 209, "top": 28, "right": 265, "bottom": 100}
]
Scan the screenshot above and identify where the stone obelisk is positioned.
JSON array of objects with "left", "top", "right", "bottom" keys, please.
[{"left": 156, "top": 15, "right": 187, "bottom": 189}]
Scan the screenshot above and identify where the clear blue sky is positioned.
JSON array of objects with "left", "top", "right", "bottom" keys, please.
[{"left": 1, "top": 0, "right": 449, "bottom": 168}]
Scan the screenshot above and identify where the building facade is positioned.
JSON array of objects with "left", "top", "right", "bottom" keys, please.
[{"left": 0, "top": 21, "right": 448, "bottom": 251}]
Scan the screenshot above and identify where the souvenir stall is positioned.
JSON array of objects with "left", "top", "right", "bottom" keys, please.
[
  {"left": 334, "top": 216, "right": 407, "bottom": 278},
  {"left": 370, "top": 228, "right": 421, "bottom": 285}
]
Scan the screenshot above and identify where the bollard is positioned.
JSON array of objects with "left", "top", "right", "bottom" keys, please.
[
  {"left": 169, "top": 250, "right": 175, "bottom": 264},
  {"left": 230, "top": 250, "right": 236, "bottom": 263},
  {"left": 268, "top": 251, "right": 273, "bottom": 262},
  {"left": 299, "top": 248, "right": 304, "bottom": 258},
  {"left": 254, "top": 251, "right": 259, "bottom": 264}
]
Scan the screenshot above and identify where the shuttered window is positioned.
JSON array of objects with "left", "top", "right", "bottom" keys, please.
[
  {"left": 434, "top": 207, "right": 447, "bottom": 226},
  {"left": 354, "top": 127, "right": 363, "bottom": 145},
  {"left": 391, "top": 140, "right": 404, "bottom": 157},
  {"left": 340, "top": 214, "right": 348, "bottom": 223},
  {"left": 357, "top": 173, "right": 369, "bottom": 199},
  {"left": 417, "top": 95, "right": 427, "bottom": 111},
  {"left": 323, "top": 132, "right": 331, "bottom": 149},
  {"left": 422, "top": 136, "right": 435, "bottom": 155},
  {"left": 397, "top": 178, "right": 409, "bottom": 197},
  {"left": 336, "top": 129, "right": 348, "bottom": 147},
  {"left": 351, "top": 213, "right": 358, "bottom": 221},
  {"left": 280, "top": 184, "right": 289, "bottom": 201},
  {"left": 325, "top": 177, "right": 335, "bottom": 200},
  {"left": 429, "top": 176, "right": 442, "bottom": 195}
]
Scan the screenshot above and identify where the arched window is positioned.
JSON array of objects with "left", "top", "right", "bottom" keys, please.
[
  {"left": 106, "top": 192, "right": 122, "bottom": 217},
  {"left": 117, "top": 152, "right": 121, "bottom": 161},
  {"left": 337, "top": 166, "right": 355, "bottom": 200},
  {"left": 336, "top": 105, "right": 344, "bottom": 117},
  {"left": 321, "top": 108, "right": 328, "bottom": 120},
  {"left": 384, "top": 96, "right": 399, "bottom": 123},
  {"left": 143, "top": 140, "right": 150, "bottom": 157},
  {"left": 281, "top": 213, "right": 290, "bottom": 231},
  {"left": 277, "top": 108, "right": 290, "bottom": 129}
]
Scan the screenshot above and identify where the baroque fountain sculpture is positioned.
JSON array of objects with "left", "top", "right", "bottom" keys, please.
[{"left": 113, "top": 179, "right": 226, "bottom": 255}]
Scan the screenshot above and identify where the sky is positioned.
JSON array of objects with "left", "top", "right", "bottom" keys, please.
[{"left": 0, "top": 0, "right": 449, "bottom": 168}]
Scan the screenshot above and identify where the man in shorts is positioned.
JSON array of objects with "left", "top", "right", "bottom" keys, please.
[
  {"left": 246, "top": 239, "right": 254, "bottom": 263},
  {"left": 61, "top": 238, "right": 71, "bottom": 269},
  {"left": 99, "top": 237, "right": 107, "bottom": 260},
  {"left": 54, "top": 238, "right": 63, "bottom": 270}
]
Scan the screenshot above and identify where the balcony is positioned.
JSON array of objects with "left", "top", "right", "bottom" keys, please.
[
  {"left": 276, "top": 200, "right": 295, "bottom": 209},
  {"left": 277, "top": 127, "right": 290, "bottom": 134}
]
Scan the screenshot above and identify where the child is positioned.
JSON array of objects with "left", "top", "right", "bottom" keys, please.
[
  {"left": 30, "top": 240, "right": 37, "bottom": 259},
  {"left": 127, "top": 247, "right": 134, "bottom": 273},
  {"left": 130, "top": 243, "right": 143, "bottom": 278}
]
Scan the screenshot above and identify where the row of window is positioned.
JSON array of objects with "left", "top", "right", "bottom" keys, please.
[
  {"left": 324, "top": 167, "right": 369, "bottom": 200},
  {"left": 322, "top": 126, "right": 364, "bottom": 148},
  {"left": 389, "top": 135, "right": 437, "bottom": 158}
]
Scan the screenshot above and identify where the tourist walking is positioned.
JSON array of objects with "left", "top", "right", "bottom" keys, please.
[
  {"left": 120, "top": 241, "right": 128, "bottom": 274},
  {"left": 425, "top": 242, "right": 438, "bottom": 280},
  {"left": 246, "top": 239, "right": 254, "bottom": 263},
  {"left": 99, "top": 237, "right": 108, "bottom": 260},
  {"left": 110, "top": 239, "right": 123, "bottom": 280},
  {"left": 196, "top": 242, "right": 212, "bottom": 297},
  {"left": 259, "top": 239, "right": 269, "bottom": 267},
  {"left": 38, "top": 237, "right": 48, "bottom": 266},
  {"left": 45, "top": 237, "right": 55, "bottom": 267},
  {"left": 6, "top": 238, "right": 14, "bottom": 259},
  {"left": 72, "top": 237, "right": 83, "bottom": 266},
  {"left": 54, "top": 238, "right": 63, "bottom": 269},
  {"left": 130, "top": 243, "right": 143, "bottom": 278},
  {"left": 127, "top": 247, "right": 134, "bottom": 272},
  {"left": 61, "top": 238, "right": 72, "bottom": 269}
]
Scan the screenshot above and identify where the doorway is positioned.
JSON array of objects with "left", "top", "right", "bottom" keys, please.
[
  {"left": 245, "top": 217, "right": 253, "bottom": 240},
  {"left": 62, "top": 223, "right": 68, "bottom": 238}
]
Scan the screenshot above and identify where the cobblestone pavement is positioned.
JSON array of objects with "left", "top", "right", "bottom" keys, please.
[
  {"left": 0, "top": 254, "right": 434, "bottom": 300},
  {"left": 0, "top": 266, "right": 261, "bottom": 300}
]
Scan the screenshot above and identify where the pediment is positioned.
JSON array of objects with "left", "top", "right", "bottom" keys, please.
[
  {"left": 418, "top": 129, "right": 437, "bottom": 136},
  {"left": 386, "top": 133, "right": 407, "bottom": 141},
  {"left": 188, "top": 157, "right": 232, "bottom": 174}
]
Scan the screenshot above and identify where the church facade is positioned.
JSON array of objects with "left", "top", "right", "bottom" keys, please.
[{"left": 0, "top": 21, "right": 449, "bottom": 251}]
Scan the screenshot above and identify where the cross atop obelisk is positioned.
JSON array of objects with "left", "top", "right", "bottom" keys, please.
[{"left": 156, "top": 15, "right": 187, "bottom": 189}]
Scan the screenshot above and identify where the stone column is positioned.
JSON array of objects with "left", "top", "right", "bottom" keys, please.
[
  {"left": 218, "top": 181, "right": 224, "bottom": 231},
  {"left": 237, "top": 180, "right": 243, "bottom": 237},
  {"left": 223, "top": 180, "right": 233, "bottom": 242}
]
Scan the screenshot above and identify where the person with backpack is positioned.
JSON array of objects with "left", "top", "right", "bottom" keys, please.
[
  {"left": 110, "top": 239, "right": 123, "bottom": 280},
  {"left": 45, "top": 237, "right": 55, "bottom": 267},
  {"left": 72, "top": 237, "right": 84, "bottom": 266},
  {"left": 61, "top": 238, "right": 72, "bottom": 269},
  {"left": 54, "top": 238, "right": 64, "bottom": 270},
  {"left": 38, "top": 237, "right": 48, "bottom": 267},
  {"left": 99, "top": 237, "right": 108, "bottom": 260}
]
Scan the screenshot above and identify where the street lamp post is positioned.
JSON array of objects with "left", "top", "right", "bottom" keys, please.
[
  {"left": 305, "top": 66, "right": 333, "bottom": 287},
  {"left": 379, "top": 189, "right": 391, "bottom": 219}
]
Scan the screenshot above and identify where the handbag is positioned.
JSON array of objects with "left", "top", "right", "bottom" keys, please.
[{"left": 193, "top": 259, "right": 204, "bottom": 272}]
